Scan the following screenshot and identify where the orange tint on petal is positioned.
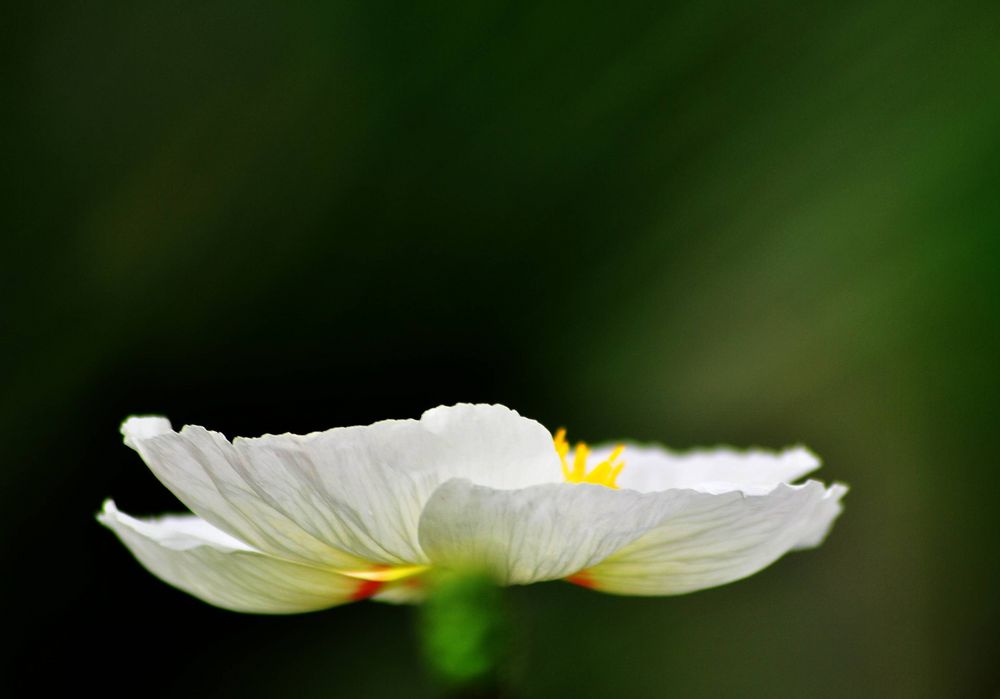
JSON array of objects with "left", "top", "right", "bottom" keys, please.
[
  {"left": 565, "top": 571, "right": 596, "bottom": 589},
  {"left": 351, "top": 579, "right": 387, "bottom": 601}
]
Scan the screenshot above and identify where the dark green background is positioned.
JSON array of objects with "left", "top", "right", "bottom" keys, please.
[{"left": 4, "top": 1, "right": 998, "bottom": 696}]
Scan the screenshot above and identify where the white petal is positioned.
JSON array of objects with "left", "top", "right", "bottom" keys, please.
[
  {"left": 230, "top": 432, "right": 437, "bottom": 564},
  {"left": 418, "top": 478, "right": 843, "bottom": 591},
  {"left": 121, "top": 417, "right": 371, "bottom": 569},
  {"left": 396, "top": 403, "right": 562, "bottom": 488},
  {"left": 793, "top": 482, "right": 848, "bottom": 549},
  {"left": 579, "top": 481, "right": 845, "bottom": 595},
  {"left": 581, "top": 442, "right": 821, "bottom": 493},
  {"left": 228, "top": 403, "right": 559, "bottom": 564},
  {"left": 121, "top": 405, "right": 560, "bottom": 568},
  {"left": 98, "top": 500, "right": 366, "bottom": 614},
  {"left": 371, "top": 580, "right": 427, "bottom": 605},
  {"left": 417, "top": 479, "right": 668, "bottom": 585},
  {"left": 121, "top": 415, "right": 172, "bottom": 448}
]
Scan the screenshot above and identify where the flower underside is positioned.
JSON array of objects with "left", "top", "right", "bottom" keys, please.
[{"left": 554, "top": 428, "right": 626, "bottom": 489}]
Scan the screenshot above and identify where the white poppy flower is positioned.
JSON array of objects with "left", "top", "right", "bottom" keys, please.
[{"left": 99, "top": 403, "right": 846, "bottom": 613}]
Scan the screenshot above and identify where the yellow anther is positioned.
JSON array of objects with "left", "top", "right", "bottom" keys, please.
[{"left": 553, "top": 428, "right": 626, "bottom": 489}]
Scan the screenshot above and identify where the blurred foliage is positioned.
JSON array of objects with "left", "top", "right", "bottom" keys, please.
[{"left": 2, "top": 1, "right": 999, "bottom": 697}]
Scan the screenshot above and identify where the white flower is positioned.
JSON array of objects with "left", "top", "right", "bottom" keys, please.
[{"left": 99, "top": 403, "right": 846, "bottom": 613}]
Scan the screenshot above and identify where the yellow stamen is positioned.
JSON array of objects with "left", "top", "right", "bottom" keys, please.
[{"left": 554, "top": 428, "right": 626, "bottom": 489}]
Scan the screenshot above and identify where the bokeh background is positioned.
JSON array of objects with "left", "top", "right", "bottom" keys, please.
[{"left": 4, "top": 1, "right": 999, "bottom": 696}]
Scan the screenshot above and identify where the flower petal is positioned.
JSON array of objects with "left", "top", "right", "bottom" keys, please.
[
  {"left": 388, "top": 403, "right": 562, "bottom": 488},
  {"left": 98, "top": 500, "right": 367, "bottom": 614},
  {"left": 578, "top": 481, "right": 846, "bottom": 595},
  {"left": 582, "top": 443, "right": 821, "bottom": 493},
  {"left": 228, "top": 403, "right": 558, "bottom": 564},
  {"left": 418, "top": 478, "right": 844, "bottom": 590},
  {"left": 370, "top": 579, "right": 427, "bottom": 605},
  {"left": 416, "top": 479, "right": 669, "bottom": 585},
  {"left": 793, "top": 482, "right": 849, "bottom": 549},
  {"left": 121, "top": 417, "right": 371, "bottom": 569},
  {"left": 122, "top": 405, "right": 560, "bottom": 568}
]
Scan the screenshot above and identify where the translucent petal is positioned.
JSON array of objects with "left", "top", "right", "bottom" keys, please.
[
  {"left": 121, "top": 404, "right": 559, "bottom": 567},
  {"left": 580, "top": 442, "right": 821, "bottom": 493},
  {"left": 417, "top": 479, "right": 667, "bottom": 584},
  {"left": 121, "top": 417, "right": 372, "bottom": 568},
  {"left": 579, "top": 481, "right": 847, "bottom": 595},
  {"left": 99, "top": 501, "right": 366, "bottom": 614},
  {"left": 418, "top": 477, "right": 844, "bottom": 591}
]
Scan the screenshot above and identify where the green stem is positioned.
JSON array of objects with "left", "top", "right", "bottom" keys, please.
[{"left": 417, "top": 570, "right": 509, "bottom": 697}]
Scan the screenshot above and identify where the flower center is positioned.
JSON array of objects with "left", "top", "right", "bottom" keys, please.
[{"left": 553, "top": 428, "right": 626, "bottom": 489}]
